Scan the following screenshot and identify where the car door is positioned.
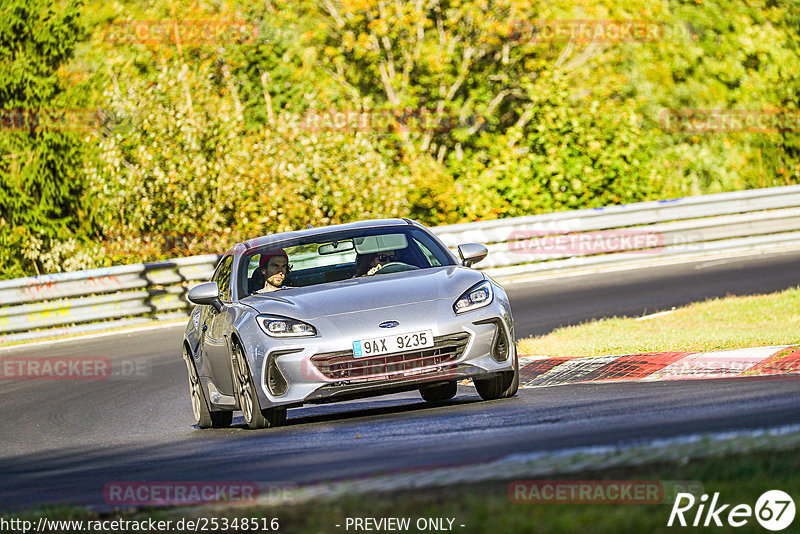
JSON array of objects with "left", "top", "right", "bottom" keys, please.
[{"left": 200, "top": 255, "right": 236, "bottom": 395}]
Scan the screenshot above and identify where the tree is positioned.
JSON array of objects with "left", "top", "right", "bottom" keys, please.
[{"left": 0, "top": 0, "right": 88, "bottom": 277}]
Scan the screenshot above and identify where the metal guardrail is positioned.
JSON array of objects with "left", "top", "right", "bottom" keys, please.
[
  {"left": 2, "top": 185, "right": 800, "bottom": 344},
  {"left": 437, "top": 185, "right": 800, "bottom": 278},
  {"left": 0, "top": 255, "right": 219, "bottom": 343}
]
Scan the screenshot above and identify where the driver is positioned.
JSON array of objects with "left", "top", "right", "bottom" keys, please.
[
  {"left": 365, "top": 250, "right": 396, "bottom": 276},
  {"left": 256, "top": 249, "right": 289, "bottom": 292}
]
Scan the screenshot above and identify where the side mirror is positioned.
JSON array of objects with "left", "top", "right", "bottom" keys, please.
[
  {"left": 457, "top": 243, "right": 488, "bottom": 267},
  {"left": 188, "top": 281, "right": 222, "bottom": 312}
]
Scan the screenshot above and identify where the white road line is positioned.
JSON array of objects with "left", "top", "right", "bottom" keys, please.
[
  {"left": 635, "top": 309, "right": 677, "bottom": 321},
  {"left": 498, "top": 246, "right": 800, "bottom": 285}
]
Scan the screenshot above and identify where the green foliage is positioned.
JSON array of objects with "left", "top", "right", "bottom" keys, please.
[
  {"left": 85, "top": 55, "right": 418, "bottom": 263},
  {"left": 450, "top": 71, "right": 661, "bottom": 219},
  {"left": 0, "top": 0, "right": 89, "bottom": 277},
  {"left": 1, "top": 0, "right": 799, "bottom": 279},
  {"left": 626, "top": 0, "right": 800, "bottom": 193}
]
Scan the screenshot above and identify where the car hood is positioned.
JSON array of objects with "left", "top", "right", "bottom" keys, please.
[{"left": 242, "top": 266, "right": 485, "bottom": 320}]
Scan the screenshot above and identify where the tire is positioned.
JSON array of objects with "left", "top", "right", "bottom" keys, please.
[
  {"left": 183, "top": 345, "right": 232, "bottom": 429},
  {"left": 266, "top": 406, "right": 287, "bottom": 427},
  {"left": 231, "top": 342, "right": 285, "bottom": 429},
  {"left": 474, "top": 373, "right": 504, "bottom": 400},
  {"left": 501, "top": 347, "right": 520, "bottom": 399},
  {"left": 474, "top": 349, "right": 519, "bottom": 401},
  {"left": 420, "top": 381, "right": 457, "bottom": 403}
]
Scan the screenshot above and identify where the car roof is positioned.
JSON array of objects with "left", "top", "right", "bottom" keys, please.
[{"left": 241, "top": 218, "right": 418, "bottom": 250}]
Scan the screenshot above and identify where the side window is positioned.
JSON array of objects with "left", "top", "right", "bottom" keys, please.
[
  {"left": 415, "top": 239, "right": 442, "bottom": 267},
  {"left": 214, "top": 255, "right": 234, "bottom": 301},
  {"left": 247, "top": 255, "right": 261, "bottom": 279},
  {"left": 243, "top": 255, "right": 262, "bottom": 297},
  {"left": 410, "top": 229, "right": 456, "bottom": 267}
]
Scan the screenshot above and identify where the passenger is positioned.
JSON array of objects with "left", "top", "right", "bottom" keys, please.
[{"left": 256, "top": 249, "right": 289, "bottom": 293}]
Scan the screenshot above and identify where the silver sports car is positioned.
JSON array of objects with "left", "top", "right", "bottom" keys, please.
[{"left": 182, "top": 219, "right": 518, "bottom": 429}]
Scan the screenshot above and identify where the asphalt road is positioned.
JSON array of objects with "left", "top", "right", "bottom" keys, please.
[{"left": 1, "top": 250, "right": 799, "bottom": 511}]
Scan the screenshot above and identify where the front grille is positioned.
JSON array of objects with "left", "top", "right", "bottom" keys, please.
[{"left": 310, "top": 333, "right": 470, "bottom": 380}]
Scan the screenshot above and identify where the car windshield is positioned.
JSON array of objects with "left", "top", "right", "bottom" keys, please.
[{"left": 239, "top": 226, "right": 457, "bottom": 297}]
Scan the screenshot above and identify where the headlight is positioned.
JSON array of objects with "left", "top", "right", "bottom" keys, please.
[
  {"left": 454, "top": 280, "right": 493, "bottom": 314},
  {"left": 256, "top": 315, "right": 317, "bottom": 337}
]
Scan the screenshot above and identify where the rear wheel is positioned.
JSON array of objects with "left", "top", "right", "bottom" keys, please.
[
  {"left": 231, "top": 342, "right": 286, "bottom": 429},
  {"left": 420, "top": 381, "right": 457, "bottom": 403},
  {"left": 183, "top": 345, "right": 232, "bottom": 429}
]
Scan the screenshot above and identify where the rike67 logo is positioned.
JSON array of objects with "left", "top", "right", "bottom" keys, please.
[{"left": 668, "top": 490, "right": 796, "bottom": 531}]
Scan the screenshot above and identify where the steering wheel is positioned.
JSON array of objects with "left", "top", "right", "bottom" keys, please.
[{"left": 371, "top": 262, "right": 420, "bottom": 275}]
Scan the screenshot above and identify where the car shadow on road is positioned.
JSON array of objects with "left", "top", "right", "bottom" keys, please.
[{"left": 226, "top": 392, "right": 485, "bottom": 429}]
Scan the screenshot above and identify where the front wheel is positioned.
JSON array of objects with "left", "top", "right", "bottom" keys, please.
[
  {"left": 501, "top": 347, "right": 520, "bottom": 398},
  {"left": 183, "top": 346, "right": 232, "bottom": 429},
  {"left": 420, "top": 381, "right": 457, "bottom": 403},
  {"left": 232, "top": 342, "right": 286, "bottom": 429},
  {"left": 474, "top": 349, "right": 519, "bottom": 401}
]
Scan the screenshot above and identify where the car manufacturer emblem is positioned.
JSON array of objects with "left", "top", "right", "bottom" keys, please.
[{"left": 378, "top": 321, "right": 400, "bottom": 329}]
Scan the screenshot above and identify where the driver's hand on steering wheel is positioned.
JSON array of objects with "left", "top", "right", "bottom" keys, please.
[{"left": 366, "top": 252, "right": 395, "bottom": 275}]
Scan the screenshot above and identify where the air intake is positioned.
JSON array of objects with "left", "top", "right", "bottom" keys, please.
[
  {"left": 265, "top": 349, "right": 300, "bottom": 396},
  {"left": 475, "top": 318, "right": 510, "bottom": 362}
]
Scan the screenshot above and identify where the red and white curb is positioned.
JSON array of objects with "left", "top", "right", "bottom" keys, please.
[{"left": 514, "top": 345, "right": 800, "bottom": 389}]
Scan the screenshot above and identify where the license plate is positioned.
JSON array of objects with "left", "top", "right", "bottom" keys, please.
[{"left": 353, "top": 330, "right": 434, "bottom": 358}]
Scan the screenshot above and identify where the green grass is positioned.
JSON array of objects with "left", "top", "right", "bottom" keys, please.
[
  {"left": 234, "top": 449, "right": 800, "bottom": 534},
  {"left": 10, "top": 446, "right": 800, "bottom": 533},
  {"left": 230, "top": 448, "right": 800, "bottom": 533},
  {"left": 517, "top": 286, "right": 800, "bottom": 359}
]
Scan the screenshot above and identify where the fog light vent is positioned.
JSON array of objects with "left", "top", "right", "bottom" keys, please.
[
  {"left": 494, "top": 332, "right": 508, "bottom": 362},
  {"left": 265, "top": 349, "right": 300, "bottom": 396},
  {"left": 475, "top": 318, "right": 511, "bottom": 362}
]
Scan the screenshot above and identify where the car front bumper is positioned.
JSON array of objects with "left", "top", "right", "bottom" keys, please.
[{"left": 249, "top": 311, "right": 515, "bottom": 409}]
